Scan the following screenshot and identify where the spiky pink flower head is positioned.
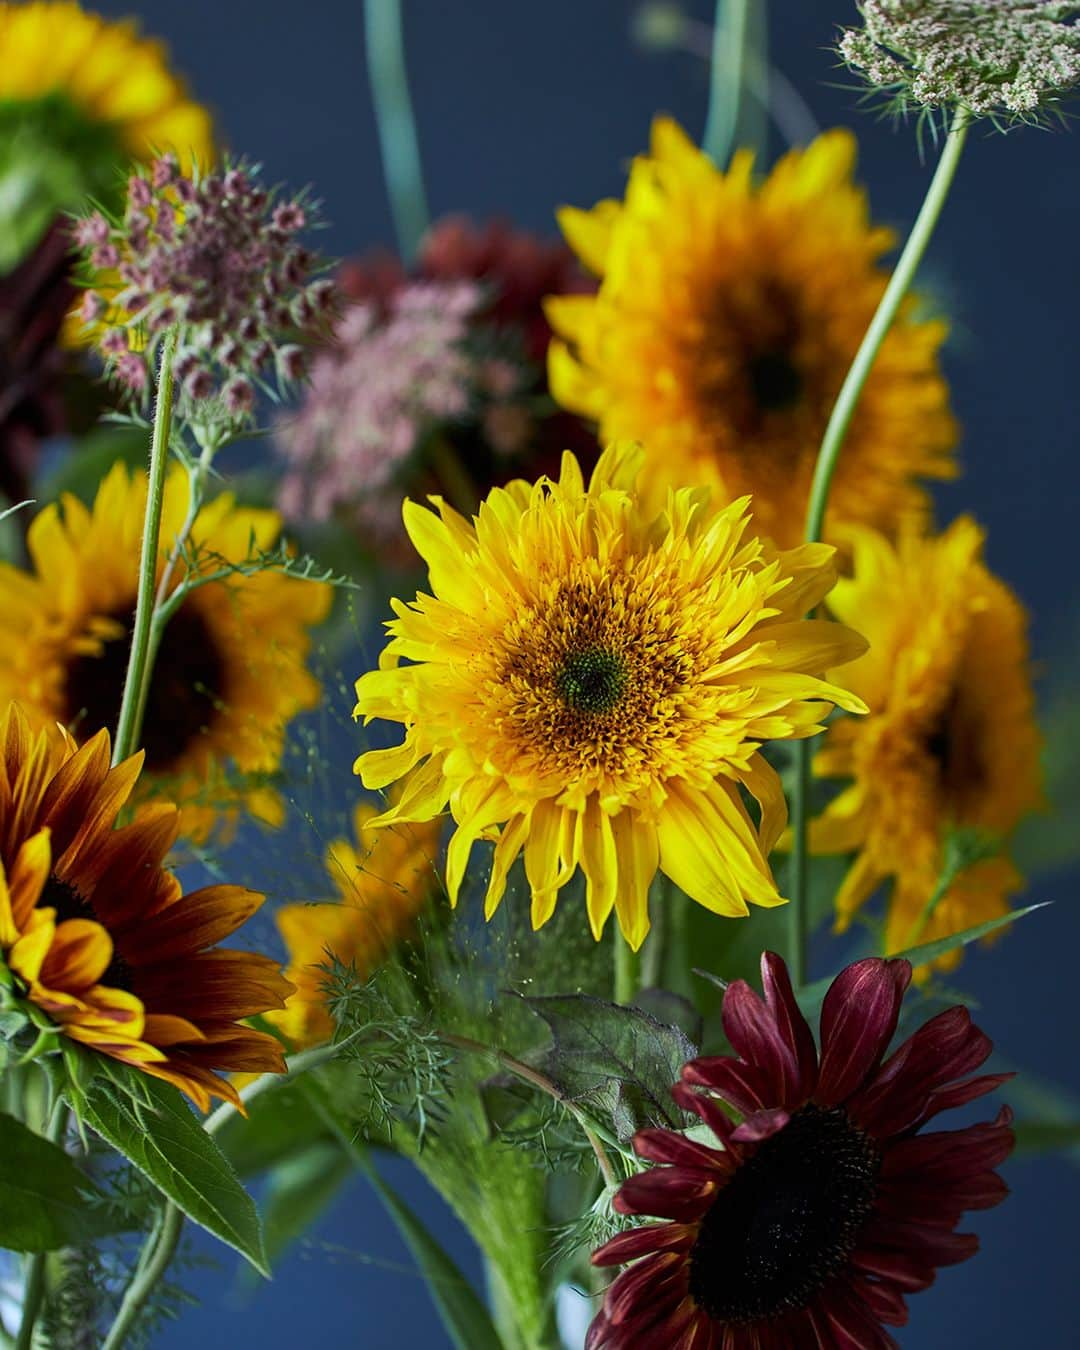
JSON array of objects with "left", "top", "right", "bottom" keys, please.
[{"left": 73, "top": 160, "right": 333, "bottom": 418}]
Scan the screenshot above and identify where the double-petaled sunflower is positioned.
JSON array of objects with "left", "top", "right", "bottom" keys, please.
[
  {"left": 353, "top": 443, "right": 867, "bottom": 949},
  {"left": 0, "top": 703, "right": 289, "bottom": 1110},
  {"left": 546, "top": 119, "right": 956, "bottom": 548},
  {"left": 810, "top": 519, "right": 1042, "bottom": 965},
  {"left": 0, "top": 461, "right": 331, "bottom": 841},
  {"left": 589, "top": 951, "right": 1014, "bottom": 1348},
  {"left": 0, "top": 1, "right": 213, "bottom": 270},
  {"left": 268, "top": 800, "right": 441, "bottom": 1050}
]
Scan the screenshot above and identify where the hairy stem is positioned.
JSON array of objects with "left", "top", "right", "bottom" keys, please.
[
  {"left": 99, "top": 1204, "right": 184, "bottom": 1350},
  {"left": 788, "top": 107, "right": 971, "bottom": 985},
  {"left": 365, "top": 0, "right": 429, "bottom": 262},
  {"left": 111, "top": 330, "right": 177, "bottom": 766}
]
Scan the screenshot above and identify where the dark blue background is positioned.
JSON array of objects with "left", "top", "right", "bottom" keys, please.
[{"left": 79, "top": 1, "right": 1077, "bottom": 1344}]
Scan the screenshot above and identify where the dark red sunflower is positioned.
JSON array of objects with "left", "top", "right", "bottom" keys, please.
[
  {"left": 589, "top": 951, "right": 1014, "bottom": 1349},
  {"left": 0, "top": 702, "right": 291, "bottom": 1111}
]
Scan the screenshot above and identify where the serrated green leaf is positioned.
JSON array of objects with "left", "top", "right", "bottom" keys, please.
[
  {"left": 262, "top": 1142, "right": 354, "bottom": 1266},
  {"left": 363, "top": 1163, "right": 504, "bottom": 1350},
  {"left": 522, "top": 992, "right": 696, "bottom": 1142},
  {"left": 79, "top": 1075, "right": 269, "bottom": 1275},
  {"left": 0, "top": 1111, "right": 112, "bottom": 1251}
]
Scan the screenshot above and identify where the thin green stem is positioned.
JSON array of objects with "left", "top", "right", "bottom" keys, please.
[
  {"left": 788, "top": 107, "right": 971, "bottom": 983},
  {"left": 614, "top": 936, "right": 640, "bottom": 1008},
  {"left": 365, "top": 0, "right": 429, "bottom": 262},
  {"left": 99, "top": 1203, "right": 184, "bottom": 1350},
  {"left": 14, "top": 1105, "right": 67, "bottom": 1350},
  {"left": 112, "top": 330, "right": 177, "bottom": 766},
  {"left": 202, "top": 1038, "right": 352, "bottom": 1136},
  {"left": 703, "top": 0, "right": 755, "bottom": 165}
]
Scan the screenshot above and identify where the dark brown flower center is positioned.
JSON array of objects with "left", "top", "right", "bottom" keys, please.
[
  {"left": 37, "top": 875, "right": 133, "bottom": 991},
  {"left": 555, "top": 647, "right": 627, "bottom": 715},
  {"left": 923, "top": 686, "right": 987, "bottom": 814},
  {"left": 63, "top": 604, "right": 225, "bottom": 773},
  {"left": 688, "top": 1104, "right": 881, "bottom": 1324},
  {"left": 746, "top": 349, "right": 803, "bottom": 413}
]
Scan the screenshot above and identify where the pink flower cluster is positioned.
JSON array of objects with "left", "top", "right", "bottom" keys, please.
[
  {"left": 74, "top": 157, "right": 333, "bottom": 414},
  {"left": 276, "top": 281, "right": 506, "bottom": 539}
]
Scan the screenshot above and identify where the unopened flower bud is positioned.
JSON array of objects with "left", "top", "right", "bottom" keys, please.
[{"left": 224, "top": 376, "right": 256, "bottom": 415}]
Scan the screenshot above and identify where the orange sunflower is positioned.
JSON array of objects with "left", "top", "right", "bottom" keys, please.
[
  {"left": 0, "top": 703, "right": 290, "bottom": 1110},
  {"left": 547, "top": 119, "right": 956, "bottom": 548}
]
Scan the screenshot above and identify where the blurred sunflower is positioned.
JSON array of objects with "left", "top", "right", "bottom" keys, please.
[
  {"left": 354, "top": 443, "right": 867, "bottom": 950},
  {"left": 0, "top": 704, "right": 290, "bottom": 1110},
  {"left": 267, "top": 801, "right": 441, "bottom": 1050},
  {"left": 810, "top": 519, "right": 1042, "bottom": 966},
  {"left": 0, "top": 0, "right": 213, "bottom": 270},
  {"left": 0, "top": 461, "right": 331, "bottom": 841},
  {"left": 547, "top": 119, "right": 956, "bottom": 548}
]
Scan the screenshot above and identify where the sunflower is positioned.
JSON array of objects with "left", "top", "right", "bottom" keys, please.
[
  {"left": 353, "top": 443, "right": 867, "bottom": 950},
  {"left": 546, "top": 119, "right": 956, "bottom": 549},
  {"left": 810, "top": 519, "right": 1042, "bottom": 966},
  {"left": 589, "top": 950, "right": 1014, "bottom": 1348},
  {"left": 0, "top": 460, "right": 331, "bottom": 841},
  {"left": 0, "top": 1, "right": 213, "bottom": 271},
  {"left": 267, "top": 801, "right": 441, "bottom": 1050},
  {"left": 0, "top": 703, "right": 290, "bottom": 1110}
]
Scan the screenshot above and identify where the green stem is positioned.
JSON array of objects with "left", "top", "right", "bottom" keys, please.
[
  {"left": 702, "top": 0, "right": 757, "bottom": 165},
  {"left": 614, "top": 936, "right": 640, "bottom": 1007},
  {"left": 99, "top": 1204, "right": 184, "bottom": 1350},
  {"left": 365, "top": 0, "right": 429, "bottom": 262},
  {"left": 14, "top": 1105, "right": 67, "bottom": 1350},
  {"left": 202, "top": 1038, "right": 352, "bottom": 1136},
  {"left": 788, "top": 107, "right": 971, "bottom": 983},
  {"left": 111, "top": 330, "right": 177, "bottom": 766}
]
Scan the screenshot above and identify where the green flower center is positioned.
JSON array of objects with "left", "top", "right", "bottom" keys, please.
[{"left": 555, "top": 647, "right": 627, "bottom": 715}]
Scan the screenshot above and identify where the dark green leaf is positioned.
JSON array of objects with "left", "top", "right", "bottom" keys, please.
[
  {"left": 1013, "top": 1121, "right": 1080, "bottom": 1155},
  {"left": 364, "top": 1163, "right": 504, "bottom": 1350},
  {"left": 79, "top": 1075, "right": 269, "bottom": 1275},
  {"left": 0, "top": 1111, "right": 113, "bottom": 1251},
  {"left": 522, "top": 992, "right": 696, "bottom": 1141},
  {"left": 262, "top": 1142, "right": 354, "bottom": 1266},
  {"left": 214, "top": 1079, "right": 333, "bottom": 1179}
]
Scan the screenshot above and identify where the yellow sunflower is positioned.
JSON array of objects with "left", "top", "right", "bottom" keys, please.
[
  {"left": 810, "top": 519, "right": 1042, "bottom": 967},
  {"left": 546, "top": 119, "right": 956, "bottom": 549},
  {"left": 0, "top": 461, "right": 331, "bottom": 841},
  {"left": 0, "top": 2, "right": 213, "bottom": 271},
  {"left": 353, "top": 443, "right": 868, "bottom": 950},
  {"left": 0, "top": 703, "right": 290, "bottom": 1110},
  {"left": 268, "top": 801, "right": 441, "bottom": 1050}
]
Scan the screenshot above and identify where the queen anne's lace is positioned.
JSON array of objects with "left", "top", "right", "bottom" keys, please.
[{"left": 840, "top": 0, "right": 1080, "bottom": 120}]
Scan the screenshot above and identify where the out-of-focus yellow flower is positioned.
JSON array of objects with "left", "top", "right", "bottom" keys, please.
[
  {"left": 267, "top": 803, "right": 441, "bottom": 1049},
  {"left": 811, "top": 518, "right": 1042, "bottom": 968},
  {"left": 547, "top": 118, "right": 956, "bottom": 549},
  {"left": 0, "top": 461, "right": 330, "bottom": 842},
  {"left": 353, "top": 442, "right": 868, "bottom": 951}
]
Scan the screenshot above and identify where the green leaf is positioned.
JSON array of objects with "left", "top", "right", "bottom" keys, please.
[
  {"left": 1013, "top": 1121, "right": 1080, "bottom": 1155},
  {"left": 363, "top": 1163, "right": 504, "bottom": 1350},
  {"left": 0, "top": 1110, "right": 112, "bottom": 1251},
  {"left": 214, "top": 1078, "right": 333, "bottom": 1180},
  {"left": 78, "top": 1074, "right": 269, "bottom": 1276},
  {"left": 262, "top": 1142, "right": 354, "bottom": 1266},
  {"left": 522, "top": 992, "right": 696, "bottom": 1141},
  {"left": 796, "top": 903, "right": 1050, "bottom": 1023}
]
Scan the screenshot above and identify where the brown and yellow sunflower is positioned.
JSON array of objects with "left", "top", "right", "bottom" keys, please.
[
  {"left": 0, "top": 461, "right": 331, "bottom": 841},
  {"left": 0, "top": 2, "right": 213, "bottom": 273},
  {"left": 546, "top": 119, "right": 956, "bottom": 548},
  {"left": 267, "top": 800, "right": 441, "bottom": 1050},
  {"left": 811, "top": 519, "right": 1042, "bottom": 966},
  {"left": 0, "top": 703, "right": 289, "bottom": 1110}
]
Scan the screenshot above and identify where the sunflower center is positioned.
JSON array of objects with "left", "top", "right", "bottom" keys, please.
[
  {"left": 746, "top": 349, "right": 803, "bottom": 413},
  {"left": 688, "top": 1104, "right": 881, "bottom": 1324},
  {"left": 555, "top": 647, "right": 627, "bottom": 715},
  {"left": 37, "top": 875, "right": 133, "bottom": 991},
  {"left": 64, "top": 604, "right": 225, "bottom": 773},
  {"left": 923, "top": 686, "right": 987, "bottom": 812}
]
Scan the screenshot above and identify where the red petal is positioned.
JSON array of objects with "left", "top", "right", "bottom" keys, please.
[
  {"left": 761, "top": 950, "right": 818, "bottom": 1095},
  {"left": 882, "top": 1111, "right": 1015, "bottom": 1182},
  {"left": 681, "top": 1056, "right": 772, "bottom": 1115},
  {"left": 605, "top": 1252, "right": 684, "bottom": 1325},
  {"left": 614, "top": 1167, "right": 719, "bottom": 1222},
  {"left": 722, "top": 979, "right": 802, "bottom": 1106},
  {"left": 848, "top": 1276, "right": 909, "bottom": 1327},
  {"left": 818, "top": 1283, "right": 900, "bottom": 1349},
  {"left": 633, "top": 1128, "right": 728, "bottom": 1173},
  {"left": 816, "top": 958, "right": 911, "bottom": 1105},
  {"left": 671, "top": 1082, "right": 739, "bottom": 1147},
  {"left": 731, "top": 1106, "right": 791, "bottom": 1143},
  {"left": 592, "top": 1222, "right": 695, "bottom": 1267}
]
